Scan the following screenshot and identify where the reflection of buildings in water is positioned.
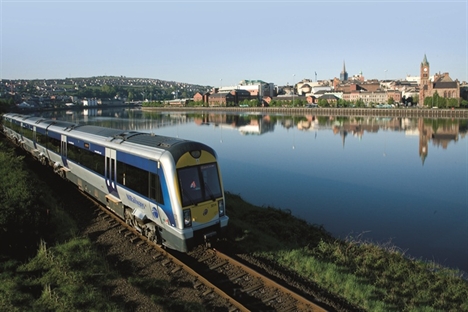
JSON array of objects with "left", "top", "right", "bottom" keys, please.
[
  {"left": 281, "top": 118, "right": 294, "bottom": 130},
  {"left": 331, "top": 121, "right": 379, "bottom": 145},
  {"left": 83, "top": 108, "right": 99, "bottom": 117},
  {"left": 418, "top": 118, "right": 459, "bottom": 165},
  {"left": 239, "top": 116, "right": 274, "bottom": 135},
  {"left": 296, "top": 115, "right": 318, "bottom": 131}
]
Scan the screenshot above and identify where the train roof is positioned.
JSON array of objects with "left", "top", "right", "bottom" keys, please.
[
  {"left": 73, "top": 125, "right": 182, "bottom": 149},
  {"left": 4, "top": 113, "right": 216, "bottom": 161}
]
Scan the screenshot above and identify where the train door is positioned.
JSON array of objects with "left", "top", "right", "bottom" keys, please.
[
  {"left": 105, "top": 148, "right": 118, "bottom": 196},
  {"left": 61, "top": 134, "right": 68, "bottom": 166}
]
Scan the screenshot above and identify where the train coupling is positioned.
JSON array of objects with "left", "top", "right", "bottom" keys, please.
[{"left": 204, "top": 231, "right": 217, "bottom": 248}]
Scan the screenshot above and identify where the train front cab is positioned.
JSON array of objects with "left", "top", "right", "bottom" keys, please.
[{"left": 167, "top": 148, "right": 229, "bottom": 252}]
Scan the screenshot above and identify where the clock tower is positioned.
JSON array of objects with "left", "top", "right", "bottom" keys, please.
[{"left": 419, "top": 54, "right": 431, "bottom": 106}]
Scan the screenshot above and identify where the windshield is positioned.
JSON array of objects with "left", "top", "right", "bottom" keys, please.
[{"left": 178, "top": 163, "right": 222, "bottom": 207}]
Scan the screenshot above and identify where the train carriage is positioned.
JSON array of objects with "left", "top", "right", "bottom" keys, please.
[{"left": 1, "top": 113, "right": 228, "bottom": 252}]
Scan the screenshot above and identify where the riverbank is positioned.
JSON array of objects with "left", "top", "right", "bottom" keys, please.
[
  {"left": 223, "top": 192, "right": 468, "bottom": 311},
  {"left": 141, "top": 106, "right": 468, "bottom": 119}
]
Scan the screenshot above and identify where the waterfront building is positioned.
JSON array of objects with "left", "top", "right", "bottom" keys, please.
[{"left": 418, "top": 54, "right": 460, "bottom": 106}]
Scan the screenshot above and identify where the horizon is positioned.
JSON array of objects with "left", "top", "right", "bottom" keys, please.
[{"left": 1, "top": 1, "right": 466, "bottom": 86}]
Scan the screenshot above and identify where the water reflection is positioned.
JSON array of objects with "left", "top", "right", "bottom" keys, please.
[
  {"left": 35, "top": 108, "right": 468, "bottom": 272},
  {"left": 43, "top": 109, "right": 466, "bottom": 165}
]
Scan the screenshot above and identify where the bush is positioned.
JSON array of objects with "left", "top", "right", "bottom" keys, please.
[{"left": 0, "top": 143, "right": 48, "bottom": 257}]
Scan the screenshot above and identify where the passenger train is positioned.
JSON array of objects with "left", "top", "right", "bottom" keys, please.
[{"left": 1, "top": 113, "right": 228, "bottom": 252}]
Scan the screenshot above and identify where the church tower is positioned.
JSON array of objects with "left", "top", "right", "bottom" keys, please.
[
  {"left": 419, "top": 54, "right": 431, "bottom": 106},
  {"left": 340, "top": 60, "right": 348, "bottom": 81}
]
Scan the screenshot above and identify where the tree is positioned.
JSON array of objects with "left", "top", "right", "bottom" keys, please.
[
  {"left": 355, "top": 98, "right": 365, "bottom": 108},
  {"left": 318, "top": 98, "right": 329, "bottom": 107},
  {"left": 127, "top": 90, "right": 134, "bottom": 101}
]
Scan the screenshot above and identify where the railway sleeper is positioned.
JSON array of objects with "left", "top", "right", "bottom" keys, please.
[
  {"left": 202, "top": 288, "right": 213, "bottom": 296},
  {"left": 279, "top": 304, "right": 299, "bottom": 312},
  {"left": 262, "top": 294, "right": 279, "bottom": 304},
  {"left": 229, "top": 272, "right": 247, "bottom": 282},
  {"left": 130, "top": 237, "right": 140, "bottom": 243},
  {"left": 198, "top": 253, "right": 216, "bottom": 263},
  {"left": 242, "top": 283, "right": 263, "bottom": 294},
  {"left": 161, "top": 259, "right": 172, "bottom": 266},
  {"left": 208, "top": 260, "right": 228, "bottom": 271},
  {"left": 227, "top": 306, "right": 238, "bottom": 312}
]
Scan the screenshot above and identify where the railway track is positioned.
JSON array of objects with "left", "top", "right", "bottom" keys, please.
[{"left": 90, "top": 192, "right": 330, "bottom": 311}]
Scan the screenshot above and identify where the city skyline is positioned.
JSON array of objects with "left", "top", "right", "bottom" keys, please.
[{"left": 1, "top": 0, "right": 466, "bottom": 86}]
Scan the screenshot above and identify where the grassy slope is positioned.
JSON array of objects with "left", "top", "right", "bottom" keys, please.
[{"left": 224, "top": 192, "right": 468, "bottom": 312}]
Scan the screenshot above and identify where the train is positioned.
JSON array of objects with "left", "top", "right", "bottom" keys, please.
[{"left": 1, "top": 113, "right": 228, "bottom": 252}]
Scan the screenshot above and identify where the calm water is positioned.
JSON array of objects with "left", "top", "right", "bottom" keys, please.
[{"left": 39, "top": 108, "right": 468, "bottom": 272}]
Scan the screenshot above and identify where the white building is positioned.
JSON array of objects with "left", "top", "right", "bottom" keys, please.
[
  {"left": 82, "top": 98, "right": 98, "bottom": 106},
  {"left": 219, "top": 79, "right": 274, "bottom": 98}
]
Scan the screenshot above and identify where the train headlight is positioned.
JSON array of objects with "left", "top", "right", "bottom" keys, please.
[
  {"left": 183, "top": 209, "right": 192, "bottom": 228},
  {"left": 218, "top": 200, "right": 225, "bottom": 217}
]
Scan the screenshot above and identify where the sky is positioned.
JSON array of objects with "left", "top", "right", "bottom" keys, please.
[{"left": 1, "top": 0, "right": 467, "bottom": 87}]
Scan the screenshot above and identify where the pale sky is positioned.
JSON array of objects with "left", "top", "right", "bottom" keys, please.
[{"left": 1, "top": 0, "right": 467, "bottom": 87}]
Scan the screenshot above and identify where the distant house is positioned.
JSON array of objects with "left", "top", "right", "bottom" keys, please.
[
  {"left": 193, "top": 91, "right": 210, "bottom": 104},
  {"left": 208, "top": 89, "right": 251, "bottom": 107},
  {"left": 318, "top": 94, "right": 339, "bottom": 105},
  {"left": 271, "top": 95, "right": 307, "bottom": 105}
]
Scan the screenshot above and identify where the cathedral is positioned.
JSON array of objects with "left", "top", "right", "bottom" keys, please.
[{"left": 418, "top": 54, "right": 460, "bottom": 106}]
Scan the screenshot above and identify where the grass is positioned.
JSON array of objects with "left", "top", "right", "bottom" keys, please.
[{"left": 224, "top": 192, "right": 468, "bottom": 312}]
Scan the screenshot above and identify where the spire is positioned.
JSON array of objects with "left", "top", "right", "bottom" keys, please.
[
  {"left": 422, "top": 54, "right": 429, "bottom": 66},
  {"left": 341, "top": 60, "right": 346, "bottom": 73}
]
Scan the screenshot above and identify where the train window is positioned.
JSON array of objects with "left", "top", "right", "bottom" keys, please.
[
  {"left": 201, "top": 163, "right": 222, "bottom": 199},
  {"left": 149, "top": 173, "right": 164, "bottom": 205},
  {"left": 48, "top": 136, "right": 61, "bottom": 154},
  {"left": 12, "top": 121, "right": 21, "bottom": 133},
  {"left": 117, "top": 160, "right": 149, "bottom": 198},
  {"left": 178, "top": 167, "right": 203, "bottom": 207},
  {"left": 67, "top": 143, "right": 82, "bottom": 164},
  {"left": 22, "top": 125, "right": 33, "bottom": 140},
  {"left": 178, "top": 163, "right": 222, "bottom": 207},
  {"left": 36, "top": 132, "right": 47, "bottom": 146},
  {"left": 68, "top": 145, "right": 104, "bottom": 176},
  {"left": 85, "top": 151, "right": 104, "bottom": 176}
]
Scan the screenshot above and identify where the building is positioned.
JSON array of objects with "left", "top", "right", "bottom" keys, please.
[
  {"left": 82, "top": 98, "right": 98, "bottom": 106},
  {"left": 207, "top": 89, "right": 251, "bottom": 107},
  {"left": 193, "top": 91, "right": 210, "bottom": 104},
  {"left": 340, "top": 61, "right": 348, "bottom": 81},
  {"left": 360, "top": 90, "right": 387, "bottom": 105},
  {"left": 418, "top": 54, "right": 460, "bottom": 106},
  {"left": 386, "top": 90, "right": 402, "bottom": 103},
  {"left": 218, "top": 80, "right": 275, "bottom": 99}
]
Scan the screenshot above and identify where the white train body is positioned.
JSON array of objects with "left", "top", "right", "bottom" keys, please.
[{"left": 2, "top": 113, "right": 228, "bottom": 252}]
